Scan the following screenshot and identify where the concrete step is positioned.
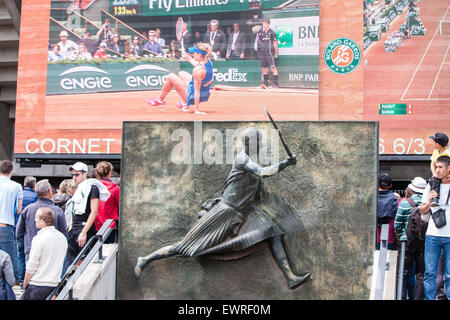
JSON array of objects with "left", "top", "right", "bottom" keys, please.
[
  {"left": 0, "top": 66, "right": 18, "bottom": 85},
  {"left": 0, "top": 84, "right": 17, "bottom": 104},
  {"left": 0, "top": 25, "right": 19, "bottom": 46},
  {"left": 0, "top": 46, "right": 18, "bottom": 66},
  {"left": 0, "top": 2, "right": 13, "bottom": 26}
]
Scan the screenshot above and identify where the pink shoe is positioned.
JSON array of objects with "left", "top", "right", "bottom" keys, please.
[
  {"left": 146, "top": 97, "right": 165, "bottom": 107},
  {"left": 176, "top": 101, "right": 188, "bottom": 109}
]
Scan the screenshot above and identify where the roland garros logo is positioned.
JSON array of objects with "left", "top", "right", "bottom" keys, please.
[{"left": 324, "top": 38, "right": 361, "bottom": 74}]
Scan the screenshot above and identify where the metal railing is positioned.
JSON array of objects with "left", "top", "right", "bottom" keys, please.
[
  {"left": 374, "top": 224, "right": 409, "bottom": 300},
  {"left": 46, "top": 219, "right": 117, "bottom": 300},
  {"left": 374, "top": 223, "right": 389, "bottom": 300},
  {"left": 83, "top": 0, "right": 98, "bottom": 10},
  {"left": 396, "top": 240, "right": 406, "bottom": 300},
  {"left": 99, "top": 8, "right": 147, "bottom": 40},
  {"left": 50, "top": 16, "right": 82, "bottom": 40},
  {"left": 68, "top": 8, "right": 101, "bottom": 33}
]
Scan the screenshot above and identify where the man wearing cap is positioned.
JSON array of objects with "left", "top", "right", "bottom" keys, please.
[
  {"left": 394, "top": 177, "right": 427, "bottom": 299},
  {"left": 429, "top": 132, "right": 450, "bottom": 206},
  {"left": 377, "top": 173, "right": 398, "bottom": 250},
  {"left": 94, "top": 42, "right": 110, "bottom": 59},
  {"left": 67, "top": 162, "right": 109, "bottom": 265},
  {"left": 57, "top": 30, "right": 78, "bottom": 60}
]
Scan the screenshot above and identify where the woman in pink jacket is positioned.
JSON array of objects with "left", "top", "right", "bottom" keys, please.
[{"left": 94, "top": 161, "right": 120, "bottom": 243}]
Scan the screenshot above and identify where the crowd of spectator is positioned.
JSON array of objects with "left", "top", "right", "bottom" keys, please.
[
  {"left": 47, "top": 17, "right": 282, "bottom": 88},
  {"left": 0, "top": 160, "right": 119, "bottom": 300},
  {"left": 377, "top": 132, "right": 450, "bottom": 300},
  {"left": 3, "top": 131, "right": 447, "bottom": 300},
  {"left": 47, "top": 17, "right": 269, "bottom": 63}
]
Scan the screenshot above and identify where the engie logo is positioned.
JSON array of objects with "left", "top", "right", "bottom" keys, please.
[
  {"left": 324, "top": 38, "right": 361, "bottom": 74},
  {"left": 57, "top": 64, "right": 171, "bottom": 92},
  {"left": 125, "top": 65, "right": 170, "bottom": 88},
  {"left": 59, "top": 66, "right": 112, "bottom": 90}
]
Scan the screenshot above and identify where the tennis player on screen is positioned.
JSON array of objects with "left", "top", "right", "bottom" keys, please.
[{"left": 145, "top": 42, "right": 213, "bottom": 115}]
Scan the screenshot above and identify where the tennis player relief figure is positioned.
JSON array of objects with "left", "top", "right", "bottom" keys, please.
[{"left": 134, "top": 110, "right": 311, "bottom": 289}]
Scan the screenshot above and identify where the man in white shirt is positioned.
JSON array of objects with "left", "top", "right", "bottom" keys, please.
[
  {"left": 21, "top": 207, "right": 67, "bottom": 300},
  {"left": 419, "top": 155, "right": 450, "bottom": 300},
  {"left": 178, "top": 22, "right": 192, "bottom": 53},
  {"left": 67, "top": 162, "right": 109, "bottom": 265},
  {"left": 57, "top": 30, "right": 78, "bottom": 60},
  {"left": 67, "top": 162, "right": 98, "bottom": 265}
]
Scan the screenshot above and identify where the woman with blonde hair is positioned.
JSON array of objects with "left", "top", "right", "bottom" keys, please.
[
  {"left": 53, "top": 179, "right": 76, "bottom": 228},
  {"left": 146, "top": 42, "right": 213, "bottom": 115},
  {"left": 94, "top": 161, "right": 120, "bottom": 243}
]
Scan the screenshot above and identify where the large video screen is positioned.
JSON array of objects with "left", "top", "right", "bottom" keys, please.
[
  {"left": 363, "top": 0, "right": 449, "bottom": 155},
  {"left": 14, "top": 0, "right": 319, "bottom": 158}
]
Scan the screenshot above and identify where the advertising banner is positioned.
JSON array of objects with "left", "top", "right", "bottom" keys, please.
[
  {"left": 111, "top": 0, "right": 250, "bottom": 17},
  {"left": 47, "top": 61, "right": 180, "bottom": 94},
  {"left": 265, "top": 9, "right": 319, "bottom": 56},
  {"left": 47, "top": 58, "right": 318, "bottom": 95},
  {"left": 108, "top": 0, "right": 305, "bottom": 17},
  {"left": 264, "top": 10, "right": 319, "bottom": 88}
]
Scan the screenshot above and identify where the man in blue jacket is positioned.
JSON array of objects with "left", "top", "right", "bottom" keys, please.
[
  {"left": 18, "top": 177, "right": 38, "bottom": 224},
  {"left": 16, "top": 176, "right": 38, "bottom": 285},
  {"left": 377, "top": 173, "right": 399, "bottom": 249},
  {"left": 143, "top": 30, "right": 163, "bottom": 56},
  {"left": 16, "top": 179, "right": 67, "bottom": 262}
]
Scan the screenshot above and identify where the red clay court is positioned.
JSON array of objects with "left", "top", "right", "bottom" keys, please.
[
  {"left": 364, "top": 0, "right": 450, "bottom": 129},
  {"left": 44, "top": 86, "right": 319, "bottom": 130}
]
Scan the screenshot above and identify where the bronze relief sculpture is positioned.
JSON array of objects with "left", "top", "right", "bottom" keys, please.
[{"left": 134, "top": 125, "right": 310, "bottom": 289}]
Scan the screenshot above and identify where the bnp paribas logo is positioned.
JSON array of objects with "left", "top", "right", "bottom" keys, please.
[
  {"left": 324, "top": 38, "right": 361, "bottom": 74},
  {"left": 276, "top": 26, "right": 294, "bottom": 48}
]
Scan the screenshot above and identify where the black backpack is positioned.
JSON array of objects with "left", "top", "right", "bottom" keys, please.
[{"left": 405, "top": 198, "right": 428, "bottom": 241}]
